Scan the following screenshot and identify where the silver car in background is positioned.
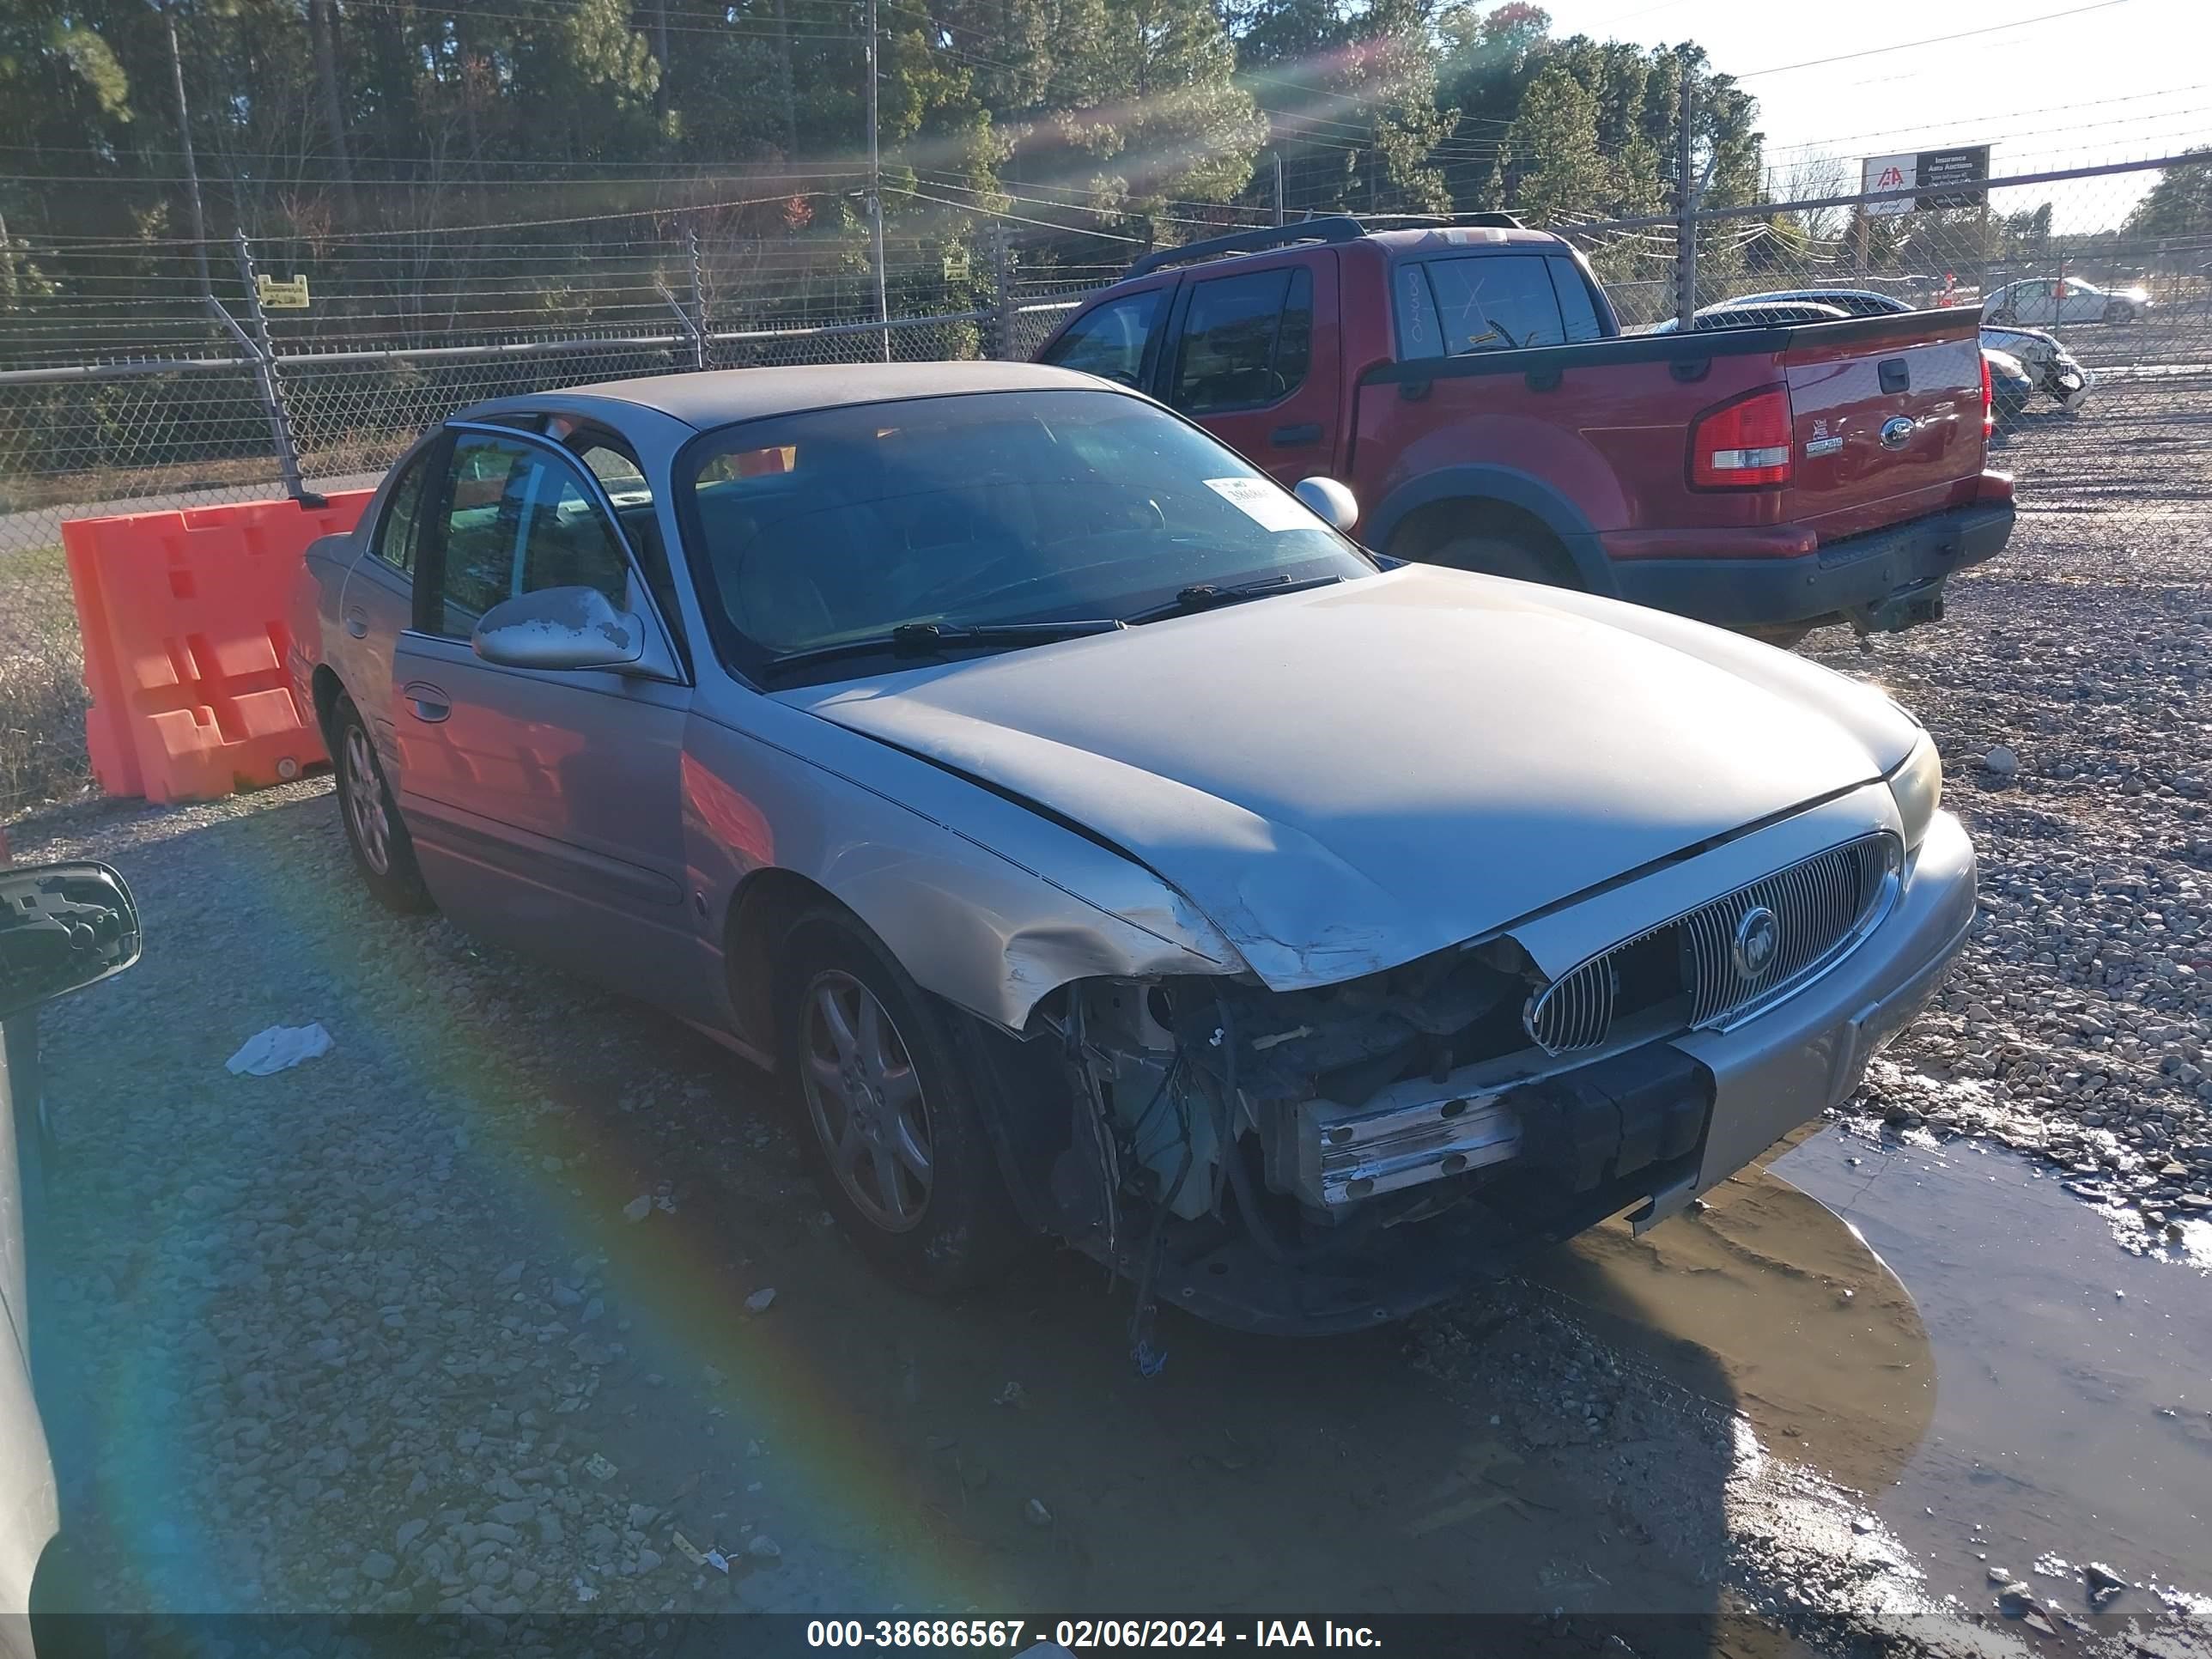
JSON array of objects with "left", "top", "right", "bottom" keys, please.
[{"left": 289, "top": 362, "right": 1974, "bottom": 1339}]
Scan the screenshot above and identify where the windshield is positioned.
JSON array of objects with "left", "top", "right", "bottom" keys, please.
[{"left": 678, "top": 387, "right": 1373, "bottom": 679}]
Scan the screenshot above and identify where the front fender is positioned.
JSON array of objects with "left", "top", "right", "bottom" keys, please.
[{"left": 682, "top": 703, "right": 1243, "bottom": 1034}]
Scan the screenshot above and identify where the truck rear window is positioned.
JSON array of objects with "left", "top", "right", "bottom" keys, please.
[{"left": 1394, "top": 253, "right": 1608, "bottom": 360}]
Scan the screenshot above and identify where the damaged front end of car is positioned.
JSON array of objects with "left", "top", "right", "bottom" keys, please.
[
  {"left": 955, "top": 818, "right": 1911, "bottom": 1340},
  {"left": 969, "top": 939, "right": 1720, "bottom": 1339}
]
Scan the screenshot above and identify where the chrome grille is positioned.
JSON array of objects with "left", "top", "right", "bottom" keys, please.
[{"left": 1524, "top": 832, "right": 1899, "bottom": 1056}]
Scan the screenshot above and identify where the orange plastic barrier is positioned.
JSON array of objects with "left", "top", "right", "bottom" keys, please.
[{"left": 63, "top": 490, "right": 373, "bottom": 803}]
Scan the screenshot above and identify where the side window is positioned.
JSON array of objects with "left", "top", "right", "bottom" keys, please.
[
  {"left": 371, "top": 451, "right": 432, "bottom": 575},
  {"left": 1042, "top": 291, "right": 1161, "bottom": 386},
  {"left": 1395, "top": 263, "right": 1443, "bottom": 361},
  {"left": 568, "top": 430, "right": 684, "bottom": 650},
  {"left": 428, "top": 434, "right": 633, "bottom": 642},
  {"left": 1170, "top": 268, "right": 1310, "bottom": 414},
  {"left": 1546, "top": 256, "right": 1605, "bottom": 343},
  {"left": 1423, "top": 256, "right": 1567, "bottom": 354}
]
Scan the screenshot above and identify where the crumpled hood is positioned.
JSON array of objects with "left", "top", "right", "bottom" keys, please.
[{"left": 781, "top": 566, "right": 1918, "bottom": 988}]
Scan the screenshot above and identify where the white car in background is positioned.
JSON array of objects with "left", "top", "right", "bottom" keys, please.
[{"left": 1983, "top": 277, "right": 2148, "bottom": 325}]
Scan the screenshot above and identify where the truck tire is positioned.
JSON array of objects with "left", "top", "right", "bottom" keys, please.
[{"left": 1427, "top": 533, "right": 1574, "bottom": 587}]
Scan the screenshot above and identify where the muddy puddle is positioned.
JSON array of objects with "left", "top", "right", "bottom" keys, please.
[
  {"left": 1517, "top": 1120, "right": 2212, "bottom": 1640},
  {"left": 1773, "top": 1127, "right": 2212, "bottom": 1626}
]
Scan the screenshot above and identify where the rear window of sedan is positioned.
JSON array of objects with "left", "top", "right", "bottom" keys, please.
[{"left": 676, "top": 388, "right": 1371, "bottom": 680}]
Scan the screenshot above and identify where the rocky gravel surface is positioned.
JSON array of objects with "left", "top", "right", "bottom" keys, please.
[
  {"left": 1807, "top": 409, "right": 2212, "bottom": 1254},
  {"left": 9, "top": 409, "right": 2210, "bottom": 1652}
]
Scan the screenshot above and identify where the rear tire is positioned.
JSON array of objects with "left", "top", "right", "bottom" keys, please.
[
  {"left": 1426, "top": 532, "right": 1574, "bottom": 586},
  {"left": 331, "top": 693, "right": 433, "bottom": 914},
  {"left": 775, "top": 908, "right": 1024, "bottom": 1297}
]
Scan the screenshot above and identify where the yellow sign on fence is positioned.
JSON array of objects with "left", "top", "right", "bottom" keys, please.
[{"left": 257, "top": 274, "right": 311, "bottom": 309}]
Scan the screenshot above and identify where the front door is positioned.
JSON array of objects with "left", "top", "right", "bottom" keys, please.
[
  {"left": 389, "top": 426, "right": 713, "bottom": 1022},
  {"left": 1159, "top": 257, "right": 1340, "bottom": 487}
]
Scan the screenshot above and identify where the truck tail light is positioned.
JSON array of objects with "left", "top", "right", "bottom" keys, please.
[
  {"left": 1688, "top": 385, "right": 1793, "bottom": 489},
  {"left": 1980, "top": 353, "right": 1995, "bottom": 438}
]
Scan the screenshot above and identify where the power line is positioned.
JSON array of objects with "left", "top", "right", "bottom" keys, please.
[
  {"left": 1733, "top": 0, "right": 2136, "bottom": 79},
  {"left": 1759, "top": 82, "right": 2212, "bottom": 155}
]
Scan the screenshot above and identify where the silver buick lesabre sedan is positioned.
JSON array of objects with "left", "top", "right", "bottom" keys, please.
[{"left": 290, "top": 362, "right": 1973, "bottom": 1339}]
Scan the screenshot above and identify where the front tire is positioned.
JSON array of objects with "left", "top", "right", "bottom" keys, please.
[
  {"left": 775, "top": 909, "right": 1024, "bottom": 1296},
  {"left": 331, "top": 693, "right": 432, "bottom": 914}
]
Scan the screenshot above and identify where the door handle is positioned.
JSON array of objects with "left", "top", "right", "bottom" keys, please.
[
  {"left": 1269, "top": 422, "right": 1323, "bottom": 447},
  {"left": 343, "top": 608, "right": 368, "bottom": 639},
  {"left": 403, "top": 681, "right": 450, "bottom": 723}
]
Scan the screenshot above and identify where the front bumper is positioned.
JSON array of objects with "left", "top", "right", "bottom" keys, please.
[
  {"left": 1608, "top": 499, "right": 2015, "bottom": 629},
  {"left": 1146, "top": 811, "right": 1976, "bottom": 1334}
]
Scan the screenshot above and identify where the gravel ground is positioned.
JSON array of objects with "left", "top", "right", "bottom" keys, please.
[
  {"left": 1806, "top": 404, "right": 2212, "bottom": 1245},
  {"left": 9, "top": 405, "right": 2210, "bottom": 1650}
]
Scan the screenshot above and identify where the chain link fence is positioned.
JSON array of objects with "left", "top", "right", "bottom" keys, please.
[{"left": 3, "top": 153, "right": 2207, "bottom": 815}]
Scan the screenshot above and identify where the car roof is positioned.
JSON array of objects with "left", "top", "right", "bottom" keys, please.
[
  {"left": 465, "top": 360, "right": 1115, "bottom": 430},
  {"left": 1724, "top": 288, "right": 1911, "bottom": 310},
  {"left": 1361, "top": 225, "right": 1568, "bottom": 256},
  {"left": 1698, "top": 301, "right": 1852, "bottom": 322}
]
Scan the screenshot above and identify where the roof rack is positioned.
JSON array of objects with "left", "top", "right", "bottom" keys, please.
[
  {"left": 1127, "top": 216, "right": 1366, "bottom": 277},
  {"left": 1358, "top": 212, "right": 1525, "bottom": 230},
  {"left": 1124, "top": 211, "right": 1527, "bottom": 278}
]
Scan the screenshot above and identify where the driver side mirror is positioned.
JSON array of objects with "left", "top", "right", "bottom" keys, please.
[
  {"left": 0, "top": 862, "right": 141, "bottom": 1022},
  {"left": 472, "top": 586, "right": 646, "bottom": 672},
  {"left": 1294, "top": 476, "right": 1360, "bottom": 533}
]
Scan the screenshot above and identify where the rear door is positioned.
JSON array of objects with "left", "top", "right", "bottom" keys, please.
[
  {"left": 389, "top": 425, "right": 713, "bottom": 1022},
  {"left": 336, "top": 436, "right": 443, "bottom": 769},
  {"left": 1156, "top": 255, "right": 1339, "bottom": 485},
  {"left": 1780, "top": 313, "right": 1985, "bottom": 544}
]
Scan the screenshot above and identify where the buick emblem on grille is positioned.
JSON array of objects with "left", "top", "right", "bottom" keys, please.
[{"left": 1730, "top": 907, "right": 1780, "bottom": 981}]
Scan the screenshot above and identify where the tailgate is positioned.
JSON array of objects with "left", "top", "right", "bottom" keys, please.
[{"left": 1781, "top": 310, "right": 1984, "bottom": 544}]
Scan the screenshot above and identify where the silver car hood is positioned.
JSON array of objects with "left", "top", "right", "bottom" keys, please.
[{"left": 783, "top": 566, "right": 1918, "bottom": 989}]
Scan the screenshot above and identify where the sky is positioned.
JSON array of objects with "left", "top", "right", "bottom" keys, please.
[{"left": 1531, "top": 0, "right": 2212, "bottom": 229}]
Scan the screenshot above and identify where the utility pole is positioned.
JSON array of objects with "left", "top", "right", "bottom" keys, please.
[
  {"left": 1263, "top": 149, "right": 1284, "bottom": 226},
  {"left": 161, "top": 3, "right": 213, "bottom": 300},
  {"left": 865, "top": 0, "right": 889, "bottom": 362},
  {"left": 1674, "top": 77, "right": 1697, "bottom": 333}
]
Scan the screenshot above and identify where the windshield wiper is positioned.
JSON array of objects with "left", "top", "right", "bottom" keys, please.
[
  {"left": 764, "top": 617, "right": 1126, "bottom": 674},
  {"left": 1127, "top": 572, "right": 1345, "bottom": 623}
]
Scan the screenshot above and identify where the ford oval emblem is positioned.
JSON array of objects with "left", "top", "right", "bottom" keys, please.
[
  {"left": 1731, "top": 907, "right": 1779, "bottom": 981},
  {"left": 1879, "top": 416, "right": 1915, "bottom": 449}
]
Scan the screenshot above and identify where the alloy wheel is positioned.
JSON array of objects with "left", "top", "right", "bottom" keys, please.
[
  {"left": 343, "top": 724, "right": 392, "bottom": 877},
  {"left": 799, "top": 969, "right": 935, "bottom": 1232}
]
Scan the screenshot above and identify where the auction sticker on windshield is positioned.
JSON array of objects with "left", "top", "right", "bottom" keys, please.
[{"left": 1206, "top": 477, "right": 1313, "bottom": 532}]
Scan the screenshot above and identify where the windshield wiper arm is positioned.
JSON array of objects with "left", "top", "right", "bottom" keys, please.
[
  {"left": 1127, "top": 572, "right": 1345, "bottom": 623},
  {"left": 765, "top": 617, "right": 1125, "bottom": 673}
]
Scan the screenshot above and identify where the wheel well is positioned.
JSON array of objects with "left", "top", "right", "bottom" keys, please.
[
  {"left": 311, "top": 665, "right": 345, "bottom": 746},
  {"left": 722, "top": 867, "right": 851, "bottom": 1059},
  {"left": 1387, "top": 498, "right": 1579, "bottom": 585}
]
